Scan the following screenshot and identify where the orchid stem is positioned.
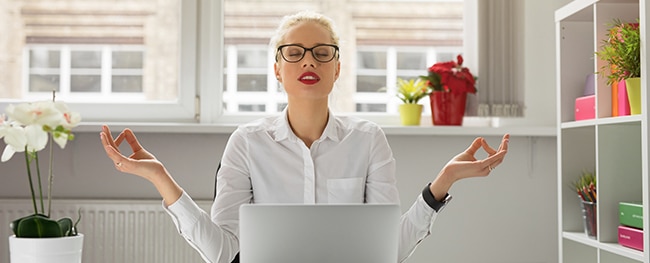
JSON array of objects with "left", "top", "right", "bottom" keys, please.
[
  {"left": 34, "top": 151, "right": 45, "bottom": 214},
  {"left": 24, "top": 149, "right": 38, "bottom": 214},
  {"left": 48, "top": 89, "right": 55, "bottom": 217},
  {"left": 47, "top": 134, "right": 54, "bottom": 217}
]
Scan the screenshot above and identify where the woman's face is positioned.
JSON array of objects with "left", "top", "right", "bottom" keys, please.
[{"left": 274, "top": 21, "right": 341, "bottom": 102}]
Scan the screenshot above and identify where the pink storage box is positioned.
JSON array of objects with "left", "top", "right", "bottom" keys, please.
[
  {"left": 575, "top": 95, "right": 595, "bottom": 121},
  {"left": 618, "top": 225, "right": 644, "bottom": 251}
]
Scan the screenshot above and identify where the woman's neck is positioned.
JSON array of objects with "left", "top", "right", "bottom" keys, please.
[{"left": 286, "top": 100, "right": 329, "bottom": 148}]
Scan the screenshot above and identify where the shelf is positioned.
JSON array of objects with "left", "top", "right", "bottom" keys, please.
[
  {"left": 557, "top": 0, "right": 647, "bottom": 262},
  {"left": 563, "top": 232, "right": 644, "bottom": 261},
  {"left": 561, "top": 115, "right": 642, "bottom": 129}
]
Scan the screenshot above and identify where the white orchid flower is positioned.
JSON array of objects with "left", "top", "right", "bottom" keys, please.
[
  {"left": 4, "top": 101, "right": 80, "bottom": 151},
  {"left": 8, "top": 101, "right": 62, "bottom": 128},
  {"left": 0, "top": 114, "right": 29, "bottom": 162},
  {"left": 53, "top": 102, "right": 81, "bottom": 129}
]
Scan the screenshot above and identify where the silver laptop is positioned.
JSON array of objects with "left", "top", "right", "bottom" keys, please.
[{"left": 239, "top": 204, "right": 400, "bottom": 263}]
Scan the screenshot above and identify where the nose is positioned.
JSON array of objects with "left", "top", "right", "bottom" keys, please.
[{"left": 301, "top": 51, "right": 317, "bottom": 68}]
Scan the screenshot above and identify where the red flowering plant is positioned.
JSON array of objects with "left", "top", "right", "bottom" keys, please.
[{"left": 420, "top": 55, "right": 477, "bottom": 94}]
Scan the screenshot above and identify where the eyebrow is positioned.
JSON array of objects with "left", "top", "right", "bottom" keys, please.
[{"left": 281, "top": 43, "right": 330, "bottom": 47}]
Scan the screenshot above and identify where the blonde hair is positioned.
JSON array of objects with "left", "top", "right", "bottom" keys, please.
[{"left": 269, "top": 10, "right": 340, "bottom": 51}]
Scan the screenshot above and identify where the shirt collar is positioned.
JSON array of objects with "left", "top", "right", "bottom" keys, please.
[{"left": 272, "top": 108, "right": 341, "bottom": 143}]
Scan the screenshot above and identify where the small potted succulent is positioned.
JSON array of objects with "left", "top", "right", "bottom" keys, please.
[{"left": 396, "top": 77, "right": 431, "bottom": 126}]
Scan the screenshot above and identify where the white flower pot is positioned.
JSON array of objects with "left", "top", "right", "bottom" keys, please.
[{"left": 9, "top": 234, "right": 84, "bottom": 263}]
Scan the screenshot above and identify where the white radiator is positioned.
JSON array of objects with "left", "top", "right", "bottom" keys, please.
[{"left": 0, "top": 199, "right": 212, "bottom": 263}]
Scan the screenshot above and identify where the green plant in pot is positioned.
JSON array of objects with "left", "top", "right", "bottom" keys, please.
[
  {"left": 396, "top": 77, "right": 431, "bottom": 126},
  {"left": 0, "top": 95, "right": 81, "bottom": 238},
  {"left": 595, "top": 19, "right": 641, "bottom": 114}
]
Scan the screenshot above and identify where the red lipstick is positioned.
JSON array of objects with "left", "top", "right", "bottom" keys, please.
[{"left": 298, "top": 72, "right": 320, "bottom": 85}]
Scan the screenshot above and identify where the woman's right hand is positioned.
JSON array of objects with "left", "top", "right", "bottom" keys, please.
[
  {"left": 100, "top": 125, "right": 183, "bottom": 205},
  {"left": 99, "top": 125, "right": 165, "bottom": 182}
]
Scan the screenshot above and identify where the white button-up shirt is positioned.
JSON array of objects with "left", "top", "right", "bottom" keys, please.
[{"left": 165, "top": 110, "right": 441, "bottom": 263}]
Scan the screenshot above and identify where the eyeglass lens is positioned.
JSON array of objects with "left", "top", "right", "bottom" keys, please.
[{"left": 279, "top": 44, "right": 338, "bottom": 63}]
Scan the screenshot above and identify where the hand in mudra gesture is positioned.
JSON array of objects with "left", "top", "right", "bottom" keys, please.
[
  {"left": 442, "top": 134, "right": 509, "bottom": 183},
  {"left": 99, "top": 125, "right": 167, "bottom": 181}
]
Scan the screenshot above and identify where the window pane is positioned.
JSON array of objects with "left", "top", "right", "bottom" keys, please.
[
  {"left": 112, "top": 76, "right": 143, "bottom": 92},
  {"left": 237, "top": 75, "right": 267, "bottom": 92},
  {"left": 356, "top": 76, "right": 385, "bottom": 92},
  {"left": 29, "top": 49, "right": 60, "bottom": 68},
  {"left": 238, "top": 49, "right": 267, "bottom": 68},
  {"left": 437, "top": 53, "right": 457, "bottom": 63},
  {"left": 397, "top": 52, "right": 427, "bottom": 70},
  {"left": 71, "top": 51, "right": 101, "bottom": 68},
  {"left": 29, "top": 75, "right": 60, "bottom": 92},
  {"left": 113, "top": 51, "right": 144, "bottom": 69},
  {"left": 239, "top": 104, "right": 265, "bottom": 112},
  {"left": 71, "top": 75, "right": 101, "bottom": 92},
  {"left": 358, "top": 51, "right": 386, "bottom": 69},
  {"left": 356, "top": 103, "right": 386, "bottom": 112}
]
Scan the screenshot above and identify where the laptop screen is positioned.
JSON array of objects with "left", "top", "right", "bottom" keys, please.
[{"left": 239, "top": 204, "right": 400, "bottom": 263}]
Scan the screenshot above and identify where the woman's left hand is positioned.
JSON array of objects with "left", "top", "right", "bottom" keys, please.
[{"left": 428, "top": 134, "right": 509, "bottom": 200}]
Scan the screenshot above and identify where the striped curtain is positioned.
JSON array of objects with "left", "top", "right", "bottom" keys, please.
[{"left": 475, "top": 0, "right": 524, "bottom": 117}]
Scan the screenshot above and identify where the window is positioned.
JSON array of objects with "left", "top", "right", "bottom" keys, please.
[
  {"left": 1, "top": 0, "right": 478, "bottom": 124},
  {"left": 0, "top": 0, "right": 196, "bottom": 122},
  {"left": 26, "top": 45, "right": 145, "bottom": 98},
  {"left": 222, "top": 0, "right": 469, "bottom": 120}
]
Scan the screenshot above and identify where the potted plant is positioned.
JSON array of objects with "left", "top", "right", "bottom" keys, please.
[
  {"left": 396, "top": 77, "right": 431, "bottom": 126},
  {"left": 0, "top": 93, "right": 84, "bottom": 262},
  {"left": 572, "top": 169, "right": 597, "bottom": 239},
  {"left": 595, "top": 19, "right": 641, "bottom": 115},
  {"left": 420, "top": 54, "right": 477, "bottom": 125}
]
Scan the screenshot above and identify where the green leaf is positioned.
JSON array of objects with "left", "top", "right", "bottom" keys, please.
[
  {"left": 14, "top": 214, "right": 63, "bottom": 238},
  {"left": 57, "top": 218, "right": 74, "bottom": 236}
]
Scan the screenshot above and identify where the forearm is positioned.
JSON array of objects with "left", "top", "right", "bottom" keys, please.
[
  {"left": 429, "top": 167, "right": 455, "bottom": 201},
  {"left": 149, "top": 167, "right": 183, "bottom": 206}
]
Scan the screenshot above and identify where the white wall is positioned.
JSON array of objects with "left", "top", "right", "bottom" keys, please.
[
  {"left": 0, "top": 0, "right": 572, "bottom": 262},
  {"left": 0, "top": 132, "right": 556, "bottom": 263}
]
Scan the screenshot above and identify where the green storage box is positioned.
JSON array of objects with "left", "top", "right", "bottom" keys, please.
[{"left": 619, "top": 202, "right": 643, "bottom": 229}]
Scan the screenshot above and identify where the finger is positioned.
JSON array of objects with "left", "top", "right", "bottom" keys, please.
[
  {"left": 101, "top": 125, "right": 120, "bottom": 150},
  {"left": 123, "top": 129, "right": 144, "bottom": 153},
  {"left": 114, "top": 131, "right": 126, "bottom": 146},
  {"left": 464, "top": 137, "right": 483, "bottom": 156},
  {"left": 483, "top": 150, "right": 507, "bottom": 169},
  {"left": 498, "top": 134, "right": 510, "bottom": 152},
  {"left": 100, "top": 131, "right": 119, "bottom": 155},
  {"left": 481, "top": 138, "right": 498, "bottom": 156},
  {"left": 103, "top": 140, "right": 129, "bottom": 168}
]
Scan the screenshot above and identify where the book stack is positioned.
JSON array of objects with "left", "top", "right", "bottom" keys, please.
[{"left": 618, "top": 202, "right": 643, "bottom": 251}]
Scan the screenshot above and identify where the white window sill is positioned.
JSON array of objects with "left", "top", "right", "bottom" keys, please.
[{"left": 78, "top": 117, "right": 556, "bottom": 137}]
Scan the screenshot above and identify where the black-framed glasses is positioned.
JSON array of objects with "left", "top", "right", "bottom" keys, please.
[{"left": 276, "top": 44, "right": 339, "bottom": 63}]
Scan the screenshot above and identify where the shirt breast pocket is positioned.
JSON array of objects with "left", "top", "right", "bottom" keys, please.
[{"left": 327, "top": 177, "right": 365, "bottom": 203}]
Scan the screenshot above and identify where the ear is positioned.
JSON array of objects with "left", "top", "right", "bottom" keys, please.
[
  {"left": 274, "top": 63, "right": 282, "bottom": 82},
  {"left": 334, "top": 61, "right": 341, "bottom": 80}
]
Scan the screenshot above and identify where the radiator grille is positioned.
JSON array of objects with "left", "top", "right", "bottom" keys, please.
[{"left": 0, "top": 199, "right": 212, "bottom": 263}]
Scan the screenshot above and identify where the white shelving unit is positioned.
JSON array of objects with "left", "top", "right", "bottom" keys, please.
[{"left": 555, "top": 0, "right": 649, "bottom": 262}]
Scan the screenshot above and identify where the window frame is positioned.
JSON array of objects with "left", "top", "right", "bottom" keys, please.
[
  {"left": 0, "top": 0, "right": 199, "bottom": 123},
  {"left": 210, "top": 0, "right": 478, "bottom": 126},
  {"left": 1, "top": 0, "right": 477, "bottom": 126}
]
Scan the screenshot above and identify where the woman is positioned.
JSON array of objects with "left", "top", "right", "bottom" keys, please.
[{"left": 100, "top": 10, "right": 509, "bottom": 263}]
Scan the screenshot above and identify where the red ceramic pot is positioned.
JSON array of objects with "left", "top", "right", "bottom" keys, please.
[{"left": 429, "top": 91, "right": 466, "bottom": 126}]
